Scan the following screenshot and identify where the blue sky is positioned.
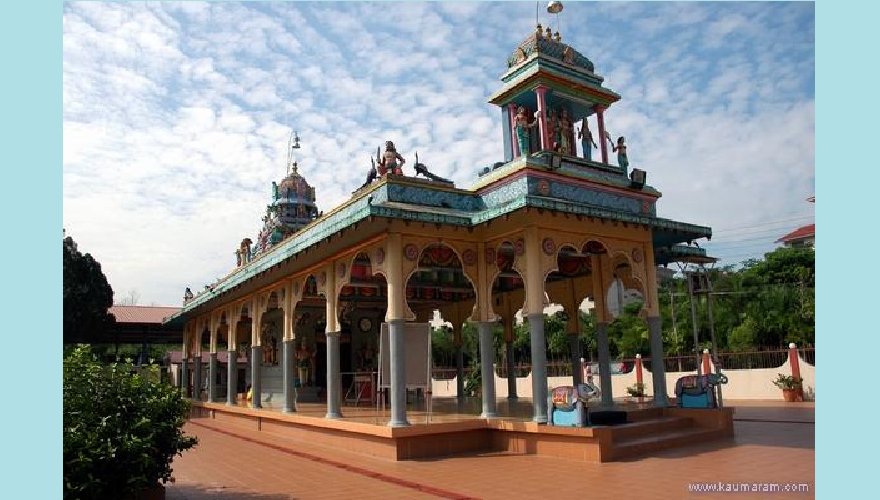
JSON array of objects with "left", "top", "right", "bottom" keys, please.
[{"left": 62, "top": 1, "right": 815, "bottom": 306}]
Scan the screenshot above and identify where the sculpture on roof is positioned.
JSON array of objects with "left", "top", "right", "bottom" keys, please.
[
  {"left": 413, "top": 152, "right": 453, "bottom": 185},
  {"left": 183, "top": 287, "right": 194, "bottom": 303},
  {"left": 358, "top": 156, "right": 378, "bottom": 191},
  {"left": 611, "top": 136, "right": 629, "bottom": 175},
  {"left": 514, "top": 106, "right": 538, "bottom": 156},
  {"left": 377, "top": 141, "right": 405, "bottom": 176},
  {"left": 578, "top": 119, "right": 598, "bottom": 161},
  {"left": 556, "top": 108, "right": 573, "bottom": 155},
  {"left": 237, "top": 238, "right": 253, "bottom": 267}
]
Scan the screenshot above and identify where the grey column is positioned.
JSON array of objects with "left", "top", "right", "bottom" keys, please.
[
  {"left": 478, "top": 322, "right": 497, "bottom": 418},
  {"left": 596, "top": 321, "right": 614, "bottom": 407},
  {"left": 181, "top": 359, "right": 189, "bottom": 398},
  {"left": 226, "top": 350, "right": 237, "bottom": 406},
  {"left": 455, "top": 343, "right": 464, "bottom": 399},
  {"left": 569, "top": 334, "right": 583, "bottom": 386},
  {"left": 208, "top": 353, "right": 218, "bottom": 403},
  {"left": 325, "top": 332, "right": 343, "bottom": 419},
  {"left": 647, "top": 316, "right": 669, "bottom": 407},
  {"left": 282, "top": 339, "right": 296, "bottom": 413},
  {"left": 527, "top": 314, "right": 548, "bottom": 423},
  {"left": 506, "top": 341, "right": 518, "bottom": 400},
  {"left": 251, "top": 346, "right": 262, "bottom": 409},
  {"left": 192, "top": 355, "right": 202, "bottom": 401},
  {"left": 387, "top": 319, "right": 409, "bottom": 427}
]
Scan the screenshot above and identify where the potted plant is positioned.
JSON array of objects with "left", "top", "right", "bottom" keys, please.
[
  {"left": 772, "top": 373, "right": 803, "bottom": 402},
  {"left": 626, "top": 382, "right": 646, "bottom": 401}
]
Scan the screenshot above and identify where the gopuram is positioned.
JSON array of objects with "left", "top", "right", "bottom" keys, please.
[{"left": 170, "top": 18, "right": 722, "bottom": 460}]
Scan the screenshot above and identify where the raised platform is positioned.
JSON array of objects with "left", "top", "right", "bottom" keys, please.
[{"left": 189, "top": 399, "right": 734, "bottom": 463}]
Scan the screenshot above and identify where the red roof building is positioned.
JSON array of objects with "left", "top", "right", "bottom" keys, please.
[
  {"left": 107, "top": 305, "right": 183, "bottom": 345},
  {"left": 776, "top": 223, "right": 815, "bottom": 248}
]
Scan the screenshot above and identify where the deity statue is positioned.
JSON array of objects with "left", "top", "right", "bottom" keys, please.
[
  {"left": 239, "top": 238, "right": 253, "bottom": 265},
  {"left": 556, "top": 109, "right": 573, "bottom": 155},
  {"left": 295, "top": 341, "right": 315, "bottom": 386},
  {"left": 578, "top": 119, "right": 598, "bottom": 161},
  {"left": 513, "top": 106, "right": 538, "bottom": 156},
  {"left": 377, "top": 141, "right": 405, "bottom": 176},
  {"left": 183, "top": 287, "right": 194, "bottom": 303},
  {"left": 611, "top": 136, "right": 629, "bottom": 175},
  {"left": 261, "top": 323, "right": 278, "bottom": 365}
]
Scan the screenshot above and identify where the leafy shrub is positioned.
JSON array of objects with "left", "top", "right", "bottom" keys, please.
[
  {"left": 626, "top": 382, "right": 646, "bottom": 397},
  {"left": 64, "top": 345, "right": 197, "bottom": 499}
]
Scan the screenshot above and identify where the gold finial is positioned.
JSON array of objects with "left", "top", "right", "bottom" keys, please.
[
  {"left": 536, "top": 23, "right": 543, "bottom": 38},
  {"left": 554, "top": 31, "right": 561, "bottom": 42},
  {"left": 545, "top": 27, "right": 553, "bottom": 38}
]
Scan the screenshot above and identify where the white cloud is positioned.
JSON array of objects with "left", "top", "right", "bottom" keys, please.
[{"left": 63, "top": 2, "right": 814, "bottom": 305}]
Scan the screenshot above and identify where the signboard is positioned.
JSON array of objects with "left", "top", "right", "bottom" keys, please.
[{"left": 377, "top": 322, "right": 432, "bottom": 390}]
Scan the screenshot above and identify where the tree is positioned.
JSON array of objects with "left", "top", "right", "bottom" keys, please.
[
  {"left": 64, "top": 345, "right": 197, "bottom": 498},
  {"left": 63, "top": 236, "right": 115, "bottom": 343},
  {"left": 118, "top": 289, "right": 141, "bottom": 306}
]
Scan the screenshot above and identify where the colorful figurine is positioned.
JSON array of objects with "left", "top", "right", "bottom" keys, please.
[
  {"left": 378, "top": 141, "right": 405, "bottom": 176},
  {"left": 514, "top": 106, "right": 537, "bottom": 156},
  {"left": 611, "top": 136, "right": 629, "bottom": 174},
  {"left": 578, "top": 119, "right": 598, "bottom": 161},
  {"left": 557, "top": 109, "right": 573, "bottom": 155}
]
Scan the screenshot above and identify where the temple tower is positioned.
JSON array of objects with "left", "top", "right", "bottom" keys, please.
[
  {"left": 254, "top": 132, "right": 319, "bottom": 255},
  {"left": 489, "top": 23, "right": 622, "bottom": 169}
]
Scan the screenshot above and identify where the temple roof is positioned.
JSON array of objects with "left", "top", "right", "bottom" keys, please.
[
  {"left": 507, "top": 27, "right": 595, "bottom": 74},
  {"left": 172, "top": 154, "right": 712, "bottom": 318}
]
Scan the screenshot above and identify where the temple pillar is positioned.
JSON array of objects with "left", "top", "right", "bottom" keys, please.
[
  {"left": 325, "top": 331, "right": 343, "bottom": 418},
  {"left": 453, "top": 324, "right": 465, "bottom": 399},
  {"left": 596, "top": 105, "right": 609, "bottom": 164},
  {"left": 592, "top": 252, "right": 614, "bottom": 406},
  {"left": 282, "top": 339, "right": 296, "bottom": 412},
  {"left": 226, "top": 346, "right": 237, "bottom": 406},
  {"left": 192, "top": 353, "right": 202, "bottom": 401},
  {"left": 385, "top": 233, "right": 410, "bottom": 427},
  {"left": 180, "top": 358, "right": 189, "bottom": 398},
  {"left": 569, "top": 334, "right": 582, "bottom": 386},
  {"left": 647, "top": 316, "right": 668, "bottom": 406},
  {"left": 387, "top": 319, "right": 409, "bottom": 426},
  {"left": 523, "top": 227, "right": 549, "bottom": 422},
  {"left": 325, "top": 265, "right": 343, "bottom": 419},
  {"left": 499, "top": 308, "right": 518, "bottom": 400},
  {"left": 208, "top": 352, "right": 218, "bottom": 402},
  {"left": 208, "top": 313, "right": 220, "bottom": 403},
  {"left": 642, "top": 244, "right": 669, "bottom": 407},
  {"left": 508, "top": 103, "right": 520, "bottom": 159},
  {"left": 477, "top": 321, "right": 498, "bottom": 418},
  {"left": 596, "top": 321, "right": 613, "bottom": 407},
  {"left": 282, "top": 282, "right": 297, "bottom": 413},
  {"left": 527, "top": 314, "right": 548, "bottom": 422},
  {"left": 250, "top": 345, "right": 262, "bottom": 409},
  {"left": 505, "top": 339, "right": 517, "bottom": 400},
  {"left": 535, "top": 85, "right": 550, "bottom": 151}
]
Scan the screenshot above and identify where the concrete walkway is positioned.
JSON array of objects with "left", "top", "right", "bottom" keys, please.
[{"left": 167, "top": 401, "right": 814, "bottom": 499}]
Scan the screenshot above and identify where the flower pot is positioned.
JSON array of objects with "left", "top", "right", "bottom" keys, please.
[{"left": 782, "top": 388, "right": 799, "bottom": 402}]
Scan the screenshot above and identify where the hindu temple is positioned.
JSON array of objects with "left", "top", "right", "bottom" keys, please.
[{"left": 169, "top": 14, "right": 729, "bottom": 462}]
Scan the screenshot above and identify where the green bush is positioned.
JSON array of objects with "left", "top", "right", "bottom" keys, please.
[{"left": 63, "top": 345, "right": 197, "bottom": 499}]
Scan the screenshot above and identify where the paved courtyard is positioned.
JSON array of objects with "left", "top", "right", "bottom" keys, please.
[{"left": 167, "top": 400, "right": 814, "bottom": 499}]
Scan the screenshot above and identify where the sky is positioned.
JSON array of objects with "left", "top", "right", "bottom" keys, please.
[{"left": 62, "top": 1, "right": 815, "bottom": 307}]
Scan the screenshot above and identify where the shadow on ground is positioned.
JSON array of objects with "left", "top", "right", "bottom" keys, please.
[{"left": 167, "top": 484, "right": 292, "bottom": 500}]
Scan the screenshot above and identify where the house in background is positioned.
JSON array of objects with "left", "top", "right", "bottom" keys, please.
[
  {"left": 106, "top": 305, "right": 182, "bottom": 363},
  {"left": 775, "top": 196, "right": 815, "bottom": 249}
]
